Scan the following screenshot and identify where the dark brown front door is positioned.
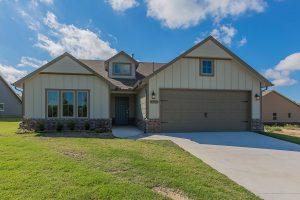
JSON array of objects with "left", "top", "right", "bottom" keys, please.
[{"left": 115, "top": 97, "right": 129, "bottom": 125}]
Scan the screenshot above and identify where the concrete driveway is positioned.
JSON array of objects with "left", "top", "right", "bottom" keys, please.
[{"left": 140, "top": 132, "right": 300, "bottom": 200}]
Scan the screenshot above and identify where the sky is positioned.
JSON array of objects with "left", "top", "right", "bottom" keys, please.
[{"left": 0, "top": 0, "right": 300, "bottom": 102}]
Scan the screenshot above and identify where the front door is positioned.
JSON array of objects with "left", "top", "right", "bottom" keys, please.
[{"left": 115, "top": 97, "right": 129, "bottom": 125}]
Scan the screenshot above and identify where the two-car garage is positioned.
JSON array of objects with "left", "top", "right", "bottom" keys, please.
[{"left": 160, "top": 89, "right": 251, "bottom": 132}]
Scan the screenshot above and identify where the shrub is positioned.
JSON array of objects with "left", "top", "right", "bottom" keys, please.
[
  {"left": 95, "top": 128, "right": 106, "bottom": 133},
  {"left": 16, "top": 128, "right": 34, "bottom": 134},
  {"left": 56, "top": 122, "right": 63, "bottom": 132},
  {"left": 264, "top": 125, "right": 281, "bottom": 132},
  {"left": 67, "top": 120, "right": 76, "bottom": 130},
  {"left": 84, "top": 121, "right": 90, "bottom": 130},
  {"left": 37, "top": 121, "right": 45, "bottom": 132},
  {"left": 284, "top": 124, "right": 299, "bottom": 130}
]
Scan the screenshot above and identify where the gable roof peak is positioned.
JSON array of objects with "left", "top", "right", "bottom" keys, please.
[{"left": 105, "top": 51, "right": 138, "bottom": 65}]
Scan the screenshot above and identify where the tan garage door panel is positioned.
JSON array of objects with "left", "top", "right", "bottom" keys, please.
[{"left": 160, "top": 90, "right": 250, "bottom": 132}]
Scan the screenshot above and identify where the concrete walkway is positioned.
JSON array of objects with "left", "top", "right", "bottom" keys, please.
[
  {"left": 138, "top": 132, "right": 300, "bottom": 200},
  {"left": 112, "top": 126, "right": 143, "bottom": 138}
]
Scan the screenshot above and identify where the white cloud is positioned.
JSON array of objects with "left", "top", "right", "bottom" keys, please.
[
  {"left": 17, "top": 56, "right": 47, "bottom": 68},
  {"left": 210, "top": 25, "right": 237, "bottom": 46},
  {"left": 264, "top": 53, "right": 300, "bottom": 86},
  {"left": 35, "top": 12, "right": 117, "bottom": 59},
  {"left": 107, "top": 0, "right": 138, "bottom": 12},
  {"left": 18, "top": 9, "right": 41, "bottom": 31},
  {"left": 238, "top": 37, "right": 247, "bottom": 47},
  {"left": 275, "top": 53, "right": 300, "bottom": 71},
  {"left": 0, "top": 64, "right": 28, "bottom": 83},
  {"left": 40, "top": 0, "right": 53, "bottom": 5},
  {"left": 145, "top": 0, "right": 267, "bottom": 29}
]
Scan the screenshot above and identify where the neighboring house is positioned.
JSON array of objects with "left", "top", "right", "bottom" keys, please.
[
  {"left": 262, "top": 90, "right": 300, "bottom": 124},
  {"left": 0, "top": 74, "right": 22, "bottom": 117},
  {"left": 13, "top": 36, "right": 272, "bottom": 132}
]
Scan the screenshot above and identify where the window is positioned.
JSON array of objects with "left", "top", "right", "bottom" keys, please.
[
  {"left": 62, "top": 91, "right": 75, "bottom": 117},
  {"left": 288, "top": 113, "right": 291, "bottom": 118},
  {"left": 112, "top": 63, "right": 132, "bottom": 76},
  {"left": 0, "top": 103, "right": 4, "bottom": 111},
  {"left": 77, "top": 91, "right": 88, "bottom": 118},
  {"left": 47, "top": 91, "right": 59, "bottom": 118},
  {"left": 200, "top": 59, "right": 214, "bottom": 76},
  {"left": 273, "top": 112, "right": 277, "bottom": 121}
]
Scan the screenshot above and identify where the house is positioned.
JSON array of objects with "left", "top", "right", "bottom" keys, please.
[
  {"left": 262, "top": 90, "right": 300, "bottom": 124},
  {"left": 13, "top": 36, "right": 272, "bottom": 132},
  {"left": 0, "top": 74, "right": 22, "bottom": 117}
]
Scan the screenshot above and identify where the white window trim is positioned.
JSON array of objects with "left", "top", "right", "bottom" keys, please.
[
  {"left": 200, "top": 59, "right": 214, "bottom": 76},
  {"left": 61, "top": 90, "right": 75, "bottom": 118},
  {"left": 77, "top": 90, "right": 89, "bottom": 118},
  {"left": 112, "top": 62, "right": 132, "bottom": 76},
  {"left": 0, "top": 103, "right": 4, "bottom": 112},
  {"left": 46, "top": 90, "right": 60, "bottom": 118}
]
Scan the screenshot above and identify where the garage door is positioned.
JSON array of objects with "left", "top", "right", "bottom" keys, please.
[{"left": 160, "top": 90, "right": 251, "bottom": 132}]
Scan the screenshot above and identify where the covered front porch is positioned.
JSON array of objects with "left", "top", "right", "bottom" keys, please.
[{"left": 110, "top": 91, "right": 137, "bottom": 126}]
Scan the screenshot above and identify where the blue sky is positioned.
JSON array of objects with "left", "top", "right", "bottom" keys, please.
[{"left": 0, "top": 0, "right": 300, "bottom": 101}]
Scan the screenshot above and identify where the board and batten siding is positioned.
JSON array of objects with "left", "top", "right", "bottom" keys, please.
[
  {"left": 24, "top": 74, "right": 110, "bottom": 119},
  {"left": 148, "top": 58, "right": 261, "bottom": 119}
]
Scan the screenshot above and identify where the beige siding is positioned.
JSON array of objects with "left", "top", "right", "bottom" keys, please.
[
  {"left": 136, "top": 87, "right": 147, "bottom": 120},
  {"left": 262, "top": 92, "right": 300, "bottom": 123},
  {"left": 186, "top": 40, "right": 232, "bottom": 59},
  {"left": 24, "top": 74, "right": 109, "bottom": 119},
  {"left": 148, "top": 58, "right": 261, "bottom": 119},
  {"left": 42, "top": 56, "right": 92, "bottom": 74}
]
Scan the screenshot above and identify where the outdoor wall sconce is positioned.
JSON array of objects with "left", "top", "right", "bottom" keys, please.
[
  {"left": 254, "top": 93, "right": 260, "bottom": 101},
  {"left": 152, "top": 91, "right": 156, "bottom": 99}
]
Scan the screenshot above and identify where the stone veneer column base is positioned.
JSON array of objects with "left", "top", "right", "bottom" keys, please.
[
  {"left": 144, "top": 119, "right": 161, "bottom": 133},
  {"left": 20, "top": 118, "right": 112, "bottom": 131},
  {"left": 251, "top": 119, "right": 263, "bottom": 132}
]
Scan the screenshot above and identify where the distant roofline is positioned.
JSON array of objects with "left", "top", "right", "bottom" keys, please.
[
  {"left": 0, "top": 74, "right": 22, "bottom": 102},
  {"left": 263, "top": 90, "right": 300, "bottom": 109}
]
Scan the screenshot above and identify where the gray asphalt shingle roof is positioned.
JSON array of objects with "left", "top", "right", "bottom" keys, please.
[{"left": 79, "top": 59, "right": 165, "bottom": 90}]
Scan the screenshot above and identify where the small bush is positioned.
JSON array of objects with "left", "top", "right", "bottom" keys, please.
[
  {"left": 16, "top": 128, "right": 34, "bottom": 134},
  {"left": 37, "top": 121, "right": 45, "bottom": 132},
  {"left": 67, "top": 120, "right": 76, "bottom": 130},
  {"left": 84, "top": 121, "right": 90, "bottom": 130},
  {"left": 264, "top": 125, "right": 282, "bottom": 132},
  {"left": 284, "top": 124, "right": 299, "bottom": 130},
  {"left": 95, "top": 128, "right": 107, "bottom": 133},
  {"left": 56, "top": 122, "right": 63, "bottom": 132}
]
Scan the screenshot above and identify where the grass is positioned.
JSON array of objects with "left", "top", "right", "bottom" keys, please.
[
  {"left": 261, "top": 131, "right": 300, "bottom": 145},
  {"left": 0, "top": 118, "right": 259, "bottom": 200}
]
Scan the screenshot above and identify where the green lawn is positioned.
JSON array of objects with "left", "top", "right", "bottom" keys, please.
[
  {"left": 260, "top": 131, "right": 300, "bottom": 145},
  {"left": 0, "top": 119, "right": 259, "bottom": 200}
]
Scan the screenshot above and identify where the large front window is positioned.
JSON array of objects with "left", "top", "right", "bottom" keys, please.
[
  {"left": 77, "top": 91, "right": 88, "bottom": 118},
  {"left": 47, "top": 91, "right": 59, "bottom": 118},
  {"left": 46, "top": 90, "right": 89, "bottom": 118},
  {"left": 62, "top": 91, "right": 75, "bottom": 117},
  {"left": 112, "top": 63, "right": 132, "bottom": 76}
]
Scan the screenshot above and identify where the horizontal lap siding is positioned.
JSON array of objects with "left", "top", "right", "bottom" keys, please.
[
  {"left": 149, "top": 58, "right": 261, "bottom": 119},
  {"left": 24, "top": 74, "right": 109, "bottom": 119}
]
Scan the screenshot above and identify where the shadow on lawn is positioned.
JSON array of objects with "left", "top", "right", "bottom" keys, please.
[{"left": 35, "top": 131, "right": 116, "bottom": 139}]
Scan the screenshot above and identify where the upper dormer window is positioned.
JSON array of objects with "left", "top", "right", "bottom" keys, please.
[{"left": 112, "top": 63, "right": 132, "bottom": 76}]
